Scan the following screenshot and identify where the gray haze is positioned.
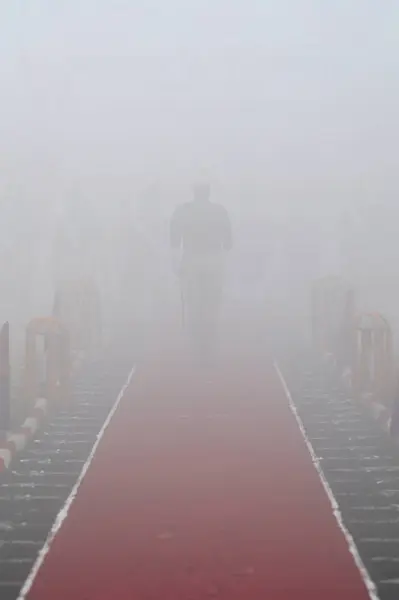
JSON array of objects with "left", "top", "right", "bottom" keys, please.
[{"left": 1, "top": 1, "right": 399, "bottom": 351}]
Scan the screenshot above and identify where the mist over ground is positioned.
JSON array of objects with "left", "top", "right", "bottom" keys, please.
[{"left": 1, "top": 1, "right": 399, "bottom": 354}]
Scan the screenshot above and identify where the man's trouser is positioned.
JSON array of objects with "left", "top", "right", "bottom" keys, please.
[{"left": 180, "top": 254, "right": 224, "bottom": 361}]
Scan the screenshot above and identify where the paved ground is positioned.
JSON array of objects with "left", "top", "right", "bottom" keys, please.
[
  {"left": 4, "top": 322, "right": 399, "bottom": 599},
  {"left": 19, "top": 328, "right": 371, "bottom": 600}
]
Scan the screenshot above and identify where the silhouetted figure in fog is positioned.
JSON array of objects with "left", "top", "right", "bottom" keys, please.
[{"left": 170, "top": 182, "right": 232, "bottom": 364}]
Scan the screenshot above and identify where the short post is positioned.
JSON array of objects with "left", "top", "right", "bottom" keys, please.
[
  {"left": 0, "top": 322, "right": 10, "bottom": 436},
  {"left": 352, "top": 313, "right": 394, "bottom": 432},
  {"left": 23, "top": 317, "right": 70, "bottom": 415},
  {"left": 58, "top": 328, "right": 71, "bottom": 407},
  {"left": 390, "top": 371, "right": 399, "bottom": 439}
]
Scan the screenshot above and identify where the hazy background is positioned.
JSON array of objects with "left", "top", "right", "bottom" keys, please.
[{"left": 1, "top": 1, "right": 399, "bottom": 356}]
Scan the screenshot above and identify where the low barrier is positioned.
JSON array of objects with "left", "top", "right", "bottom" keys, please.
[
  {"left": 0, "top": 277, "right": 101, "bottom": 469},
  {"left": 310, "top": 277, "right": 399, "bottom": 439},
  {"left": 311, "top": 276, "right": 355, "bottom": 368},
  {"left": 23, "top": 317, "right": 70, "bottom": 415},
  {"left": 53, "top": 278, "right": 101, "bottom": 356}
]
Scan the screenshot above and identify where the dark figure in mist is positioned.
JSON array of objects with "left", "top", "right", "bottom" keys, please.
[{"left": 170, "top": 182, "right": 232, "bottom": 364}]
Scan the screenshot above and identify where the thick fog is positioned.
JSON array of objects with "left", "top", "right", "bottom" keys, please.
[{"left": 1, "top": 1, "right": 399, "bottom": 354}]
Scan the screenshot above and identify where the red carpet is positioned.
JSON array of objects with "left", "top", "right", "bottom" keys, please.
[{"left": 25, "top": 336, "right": 371, "bottom": 600}]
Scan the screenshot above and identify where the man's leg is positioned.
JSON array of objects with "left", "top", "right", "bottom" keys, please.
[
  {"left": 198, "top": 268, "right": 223, "bottom": 366},
  {"left": 182, "top": 270, "right": 201, "bottom": 362}
]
